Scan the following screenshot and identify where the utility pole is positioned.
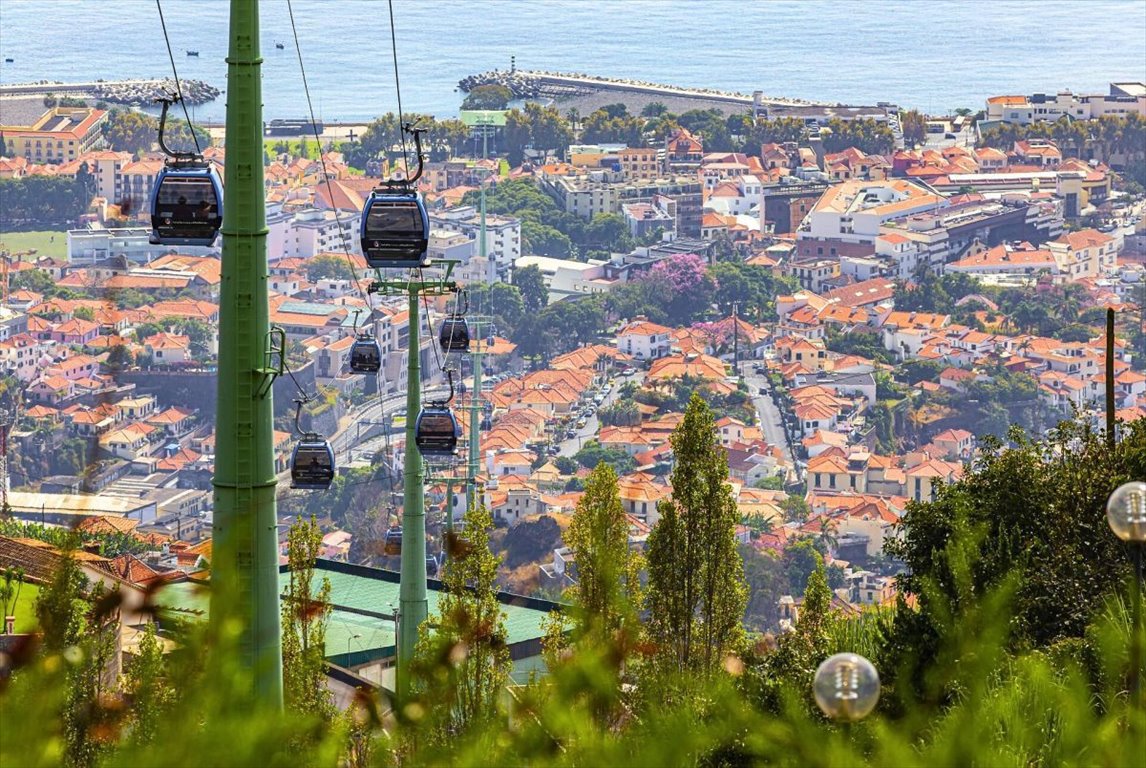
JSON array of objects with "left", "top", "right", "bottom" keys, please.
[
  {"left": 210, "top": 0, "right": 283, "bottom": 708},
  {"left": 732, "top": 301, "right": 739, "bottom": 373},
  {"left": 370, "top": 263, "right": 458, "bottom": 696}
]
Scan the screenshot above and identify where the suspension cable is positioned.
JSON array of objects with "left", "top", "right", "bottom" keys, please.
[
  {"left": 285, "top": 0, "right": 372, "bottom": 309},
  {"left": 154, "top": 0, "right": 202, "bottom": 155},
  {"left": 386, "top": 0, "right": 411, "bottom": 176},
  {"left": 418, "top": 267, "right": 446, "bottom": 379}
]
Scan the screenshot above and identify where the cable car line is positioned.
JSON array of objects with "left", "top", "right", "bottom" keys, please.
[
  {"left": 386, "top": 0, "right": 411, "bottom": 174},
  {"left": 284, "top": 0, "right": 373, "bottom": 310},
  {"left": 154, "top": 0, "right": 201, "bottom": 155}
]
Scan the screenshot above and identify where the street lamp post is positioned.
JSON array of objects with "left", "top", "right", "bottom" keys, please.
[
  {"left": 347, "top": 633, "right": 362, "bottom": 663},
  {"left": 1106, "top": 480, "right": 1146, "bottom": 703}
]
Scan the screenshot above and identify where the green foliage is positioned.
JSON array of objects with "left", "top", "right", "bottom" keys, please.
[
  {"left": 461, "top": 84, "right": 513, "bottom": 110},
  {"left": 573, "top": 440, "right": 636, "bottom": 476},
  {"left": 122, "top": 622, "right": 176, "bottom": 747},
  {"left": 886, "top": 417, "right": 1146, "bottom": 673},
  {"left": 979, "top": 113, "right": 1146, "bottom": 166},
  {"left": 824, "top": 328, "right": 893, "bottom": 364},
  {"left": 645, "top": 394, "right": 748, "bottom": 676},
  {"left": 598, "top": 397, "right": 640, "bottom": 427},
  {"left": 0, "top": 519, "right": 148, "bottom": 557},
  {"left": 563, "top": 464, "right": 644, "bottom": 638},
  {"left": 512, "top": 263, "right": 548, "bottom": 313},
  {"left": 0, "top": 173, "right": 94, "bottom": 229},
  {"left": 412, "top": 503, "right": 511, "bottom": 742},
  {"left": 305, "top": 253, "right": 356, "bottom": 283},
  {"left": 281, "top": 517, "right": 335, "bottom": 728},
  {"left": 900, "top": 109, "right": 928, "bottom": 146}
]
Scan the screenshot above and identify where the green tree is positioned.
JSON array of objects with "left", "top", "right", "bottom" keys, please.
[
  {"left": 73, "top": 306, "right": 94, "bottom": 321},
  {"left": 123, "top": 622, "right": 175, "bottom": 746},
  {"left": 513, "top": 263, "right": 549, "bottom": 313},
  {"left": 413, "top": 503, "right": 510, "bottom": 740},
  {"left": 885, "top": 417, "right": 1146, "bottom": 684},
  {"left": 901, "top": 109, "right": 928, "bottom": 146},
  {"left": 564, "top": 464, "right": 643, "bottom": 638},
  {"left": 281, "top": 517, "right": 335, "bottom": 725},
  {"left": 461, "top": 84, "right": 513, "bottom": 110},
  {"left": 644, "top": 394, "right": 747, "bottom": 676},
  {"left": 103, "top": 108, "right": 156, "bottom": 155},
  {"left": 306, "top": 253, "right": 356, "bottom": 283}
]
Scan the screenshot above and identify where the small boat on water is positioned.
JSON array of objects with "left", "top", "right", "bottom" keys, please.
[
  {"left": 3, "top": 58, "right": 13, "bottom": 63},
  {"left": 186, "top": 50, "right": 199, "bottom": 57},
  {"left": 275, "top": 42, "right": 285, "bottom": 49}
]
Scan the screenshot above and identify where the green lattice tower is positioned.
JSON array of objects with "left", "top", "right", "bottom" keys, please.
[{"left": 210, "top": 0, "right": 283, "bottom": 708}]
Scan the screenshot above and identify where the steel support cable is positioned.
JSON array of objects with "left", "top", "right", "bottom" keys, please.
[{"left": 155, "top": 0, "right": 202, "bottom": 154}]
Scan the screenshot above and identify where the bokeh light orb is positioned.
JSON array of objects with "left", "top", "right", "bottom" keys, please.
[
  {"left": 1106, "top": 481, "right": 1146, "bottom": 543},
  {"left": 813, "top": 653, "right": 880, "bottom": 722}
]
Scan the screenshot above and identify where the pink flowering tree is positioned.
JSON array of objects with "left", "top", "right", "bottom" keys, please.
[{"left": 646, "top": 253, "right": 717, "bottom": 325}]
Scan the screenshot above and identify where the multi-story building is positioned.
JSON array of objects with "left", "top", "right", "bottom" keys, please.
[
  {"left": 68, "top": 227, "right": 217, "bottom": 265},
  {"left": 1046, "top": 228, "right": 1119, "bottom": 279},
  {"left": 266, "top": 206, "right": 354, "bottom": 261},
  {"left": 428, "top": 205, "right": 521, "bottom": 277},
  {"left": 617, "top": 147, "right": 662, "bottom": 180},
  {"left": 0, "top": 107, "right": 107, "bottom": 164},
  {"left": 802, "top": 179, "right": 945, "bottom": 245},
  {"left": 115, "top": 159, "right": 165, "bottom": 218},
  {"left": 539, "top": 170, "right": 703, "bottom": 237},
  {"left": 513, "top": 255, "right": 611, "bottom": 303},
  {"left": 984, "top": 82, "right": 1146, "bottom": 125}
]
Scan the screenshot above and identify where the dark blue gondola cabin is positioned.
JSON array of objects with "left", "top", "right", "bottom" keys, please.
[
  {"left": 149, "top": 164, "right": 224, "bottom": 246},
  {"left": 290, "top": 436, "right": 335, "bottom": 489},
  {"left": 349, "top": 337, "right": 382, "bottom": 374},
  {"left": 414, "top": 406, "right": 460, "bottom": 457},
  {"left": 360, "top": 191, "right": 429, "bottom": 269}
]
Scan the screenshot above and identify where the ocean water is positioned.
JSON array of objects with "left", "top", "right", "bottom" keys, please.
[{"left": 0, "top": 0, "right": 1144, "bottom": 123}]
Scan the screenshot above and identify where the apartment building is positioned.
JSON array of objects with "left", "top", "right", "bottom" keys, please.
[
  {"left": 266, "top": 206, "right": 354, "bottom": 261},
  {"left": 428, "top": 205, "right": 521, "bottom": 276},
  {"left": 0, "top": 106, "right": 107, "bottom": 164},
  {"left": 1046, "top": 228, "right": 1119, "bottom": 279},
  {"left": 984, "top": 82, "right": 1146, "bottom": 125},
  {"left": 539, "top": 169, "right": 703, "bottom": 236}
]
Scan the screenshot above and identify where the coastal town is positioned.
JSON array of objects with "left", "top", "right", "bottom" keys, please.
[{"left": 1, "top": 70, "right": 1145, "bottom": 686}]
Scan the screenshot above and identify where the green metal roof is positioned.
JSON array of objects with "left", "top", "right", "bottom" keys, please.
[
  {"left": 278, "top": 301, "right": 340, "bottom": 316},
  {"left": 154, "top": 560, "right": 560, "bottom": 668}
]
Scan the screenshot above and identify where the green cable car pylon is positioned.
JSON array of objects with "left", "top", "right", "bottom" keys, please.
[{"left": 210, "top": 0, "right": 283, "bottom": 708}]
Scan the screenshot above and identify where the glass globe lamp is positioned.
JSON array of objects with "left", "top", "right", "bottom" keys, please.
[
  {"left": 813, "top": 653, "right": 880, "bottom": 722},
  {"left": 1106, "top": 481, "right": 1146, "bottom": 543}
]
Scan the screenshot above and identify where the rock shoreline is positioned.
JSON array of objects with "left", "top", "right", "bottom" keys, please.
[{"left": 0, "top": 78, "right": 220, "bottom": 106}]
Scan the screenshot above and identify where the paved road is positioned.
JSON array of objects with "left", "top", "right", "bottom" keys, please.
[
  {"left": 742, "top": 365, "right": 799, "bottom": 479},
  {"left": 556, "top": 370, "right": 644, "bottom": 457}
]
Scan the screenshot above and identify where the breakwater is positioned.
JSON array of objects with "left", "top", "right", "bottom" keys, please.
[
  {"left": 0, "top": 78, "right": 220, "bottom": 106},
  {"left": 458, "top": 69, "right": 825, "bottom": 108}
]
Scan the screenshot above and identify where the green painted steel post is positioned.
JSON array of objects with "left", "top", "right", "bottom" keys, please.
[
  {"left": 398, "top": 283, "right": 428, "bottom": 694},
  {"left": 469, "top": 330, "right": 483, "bottom": 514},
  {"left": 210, "top": 0, "right": 282, "bottom": 708}
]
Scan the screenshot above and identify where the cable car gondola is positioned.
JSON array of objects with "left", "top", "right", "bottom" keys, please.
[
  {"left": 360, "top": 191, "right": 429, "bottom": 269},
  {"left": 148, "top": 96, "right": 223, "bottom": 246},
  {"left": 349, "top": 336, "right": 382, "bottom": 374},
  {"left": 439, "top": 316, "right": 470, "bottom": 353},
  {"left": 359, "top": 125, "right": 431, "bottom": 269},
  {"left": 415, "top": 405, "right": 460, "bottom": 457},
  {"left": 384, "top": 526, "right": 402, "bottom": 556},
  {"left": 290, "top": 434, "right": 335, "bottom": 490},
  {"left": 426, "top": 554, "right": 439, "bottom": 577}
]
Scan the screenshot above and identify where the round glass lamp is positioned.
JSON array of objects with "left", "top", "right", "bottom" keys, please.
[
  {"left": 1106, "top": 481, "right": 1146, "bottom": 543},
  {"left": 813, "top": 652, "right": 880, "bottom": 722}
]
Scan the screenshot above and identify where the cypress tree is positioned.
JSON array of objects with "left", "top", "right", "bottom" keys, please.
[
  {"left": 645, "top": 393, "right": 747, "bottom": 675},
  {"left": 564, "top": 462, "right": 643, "bottom": 639}
]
